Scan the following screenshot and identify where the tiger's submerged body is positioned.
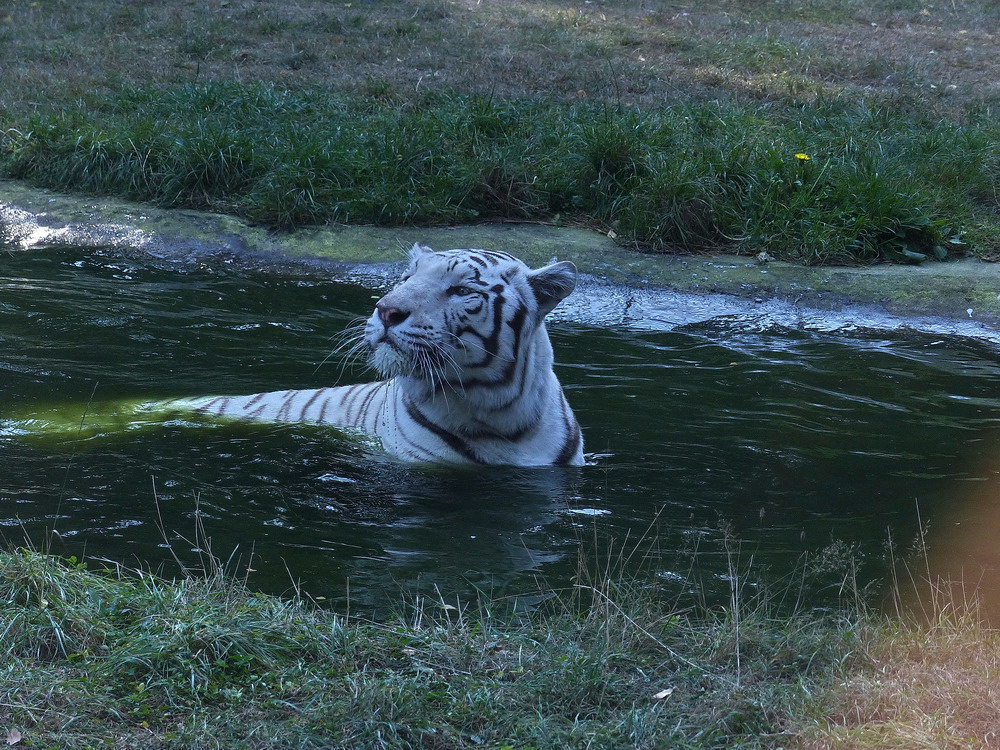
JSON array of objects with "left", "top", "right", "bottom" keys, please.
[{"left": 169, "top": 245, "right": 584, "bottom": 466}]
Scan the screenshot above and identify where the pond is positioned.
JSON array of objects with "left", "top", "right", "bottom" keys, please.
[{"left": 3, "top": 248, "right": 1000, "bottom": 614}]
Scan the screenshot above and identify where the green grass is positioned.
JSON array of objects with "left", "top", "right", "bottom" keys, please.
[
  {"left": 2, "top": 83, "right": 995, "bottom": 264},
  {"left": 0, "top": 548, "right": 858, "bottom": 749},
  {"left": 6, "top": 543, "right": 995, "bottom": 750},
  {"left": 1, "top": 0, "right": 998, "bottom": 264}
]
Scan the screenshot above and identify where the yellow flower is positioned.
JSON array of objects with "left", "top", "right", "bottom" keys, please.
[{"left": 794, "top": 153, "right": 811, "bottom": 161}]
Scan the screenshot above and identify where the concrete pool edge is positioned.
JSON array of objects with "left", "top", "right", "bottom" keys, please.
[{"left": 3, "top": 178, "right": 999, "bottom": 330}]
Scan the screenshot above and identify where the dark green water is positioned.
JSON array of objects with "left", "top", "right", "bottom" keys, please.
[{"left": 4, "top": 249, "right": 1000, "bottom": 612}]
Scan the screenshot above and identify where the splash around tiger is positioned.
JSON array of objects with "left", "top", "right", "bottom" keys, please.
[{"left": 167, "top": 244, "right": 584, "bottom": 466}]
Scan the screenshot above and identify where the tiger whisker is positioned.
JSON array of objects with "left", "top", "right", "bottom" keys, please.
[
  {"left": 435, "top": 348, "right": 467, "bottom": 397},
  {"left": 424, "top": 351, "right": 451, "bottom": 408},
  {"left": 415, "top": 339, "right": 465, "bottom": 396},
  {"left": 316, "top": 317, "right": 370, "bottom": 379},
  {"left": 441, "top": 330, "right": 515, "bottom": 364}
]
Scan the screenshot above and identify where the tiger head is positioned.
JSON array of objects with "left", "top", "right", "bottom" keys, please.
[{"left": 365, "top": 244, "right": 577, "bottom": 385}]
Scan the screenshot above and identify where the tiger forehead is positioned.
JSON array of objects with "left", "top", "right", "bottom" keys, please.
[{"left": 411, "top": 250, "right": 526, "bottom": 285}]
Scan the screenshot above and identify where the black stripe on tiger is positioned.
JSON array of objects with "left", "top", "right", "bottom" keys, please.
[
  {"left": 390, "top": 408, "right": 443, "bottom": 461},
  {"left": 196, "top": 396, "right": 229, "bottom": 415},
  {"left": 343, "top": 383, "right": 371, "bottom": 416},
  {"left": 355, "top": 382, "right": 384, "bottom": 426},
  {"left": 299, "top": 388, "right": 329, "bottom": 421},
  {"left": 403, "top": 396, "right": 484, "bottom": 464},
  {"left": 455, "top": 302, "right": 528, "bottom": 389},
  {"left": 485, "top": 334, "right": 537, "bottom": 412},
  {"left": 276, "top": 391, "right": 297, "bottom": 421},
  {"left": 554, "top": 394, "right": 582, "bottom": 466},
  {"left": 458, "top": 419, "right": 535, "bottom": 442},
  {"left": 453, "top": 290, "right": 506, "bottom": 369},
  {"left": 478, "top": 250, "right": 516, "bottom": 265},
  {"left": 246, "top": 393, "right": 267, "bottom": 408},
  {"left": 321, "top": 383, "right": 360, "bottom": 422}
]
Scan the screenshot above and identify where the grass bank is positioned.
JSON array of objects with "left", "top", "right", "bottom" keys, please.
[
  {"left": 2, "top": 84, "right": 994, "bottom": 264},
  {"left": 4, "top": 548, "right": 998, "bottom": 749},
  {"left": 0, "top": 0, "right": 997, "bottom": 263},
  {"left": 1, "top": 548, "right": 856, "bottom": 749}
]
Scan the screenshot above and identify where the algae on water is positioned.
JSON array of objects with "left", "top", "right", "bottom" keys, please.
[
  {"left": 2, "top": 399, "right": 212, "bottom": 443},
  {"left": 1, "top": 398, "right": 363, "bottom": 447}
]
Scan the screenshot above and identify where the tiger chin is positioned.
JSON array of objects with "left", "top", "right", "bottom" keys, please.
[{"left": 170, "top": 244, "right": 584, "bottom": 467}]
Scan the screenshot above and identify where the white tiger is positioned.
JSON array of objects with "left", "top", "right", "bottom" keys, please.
[{"left": 168, "top": 244, "right": 584, "bottom": 466}]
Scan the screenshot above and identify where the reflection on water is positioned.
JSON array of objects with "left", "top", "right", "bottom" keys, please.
[{"left": 3, "top": 249, "right": 1000, "bottom": 613}]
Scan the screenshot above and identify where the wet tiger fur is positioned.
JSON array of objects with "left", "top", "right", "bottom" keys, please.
[{"left": 168, "top": 244, "right": 584, "bottom": 466}]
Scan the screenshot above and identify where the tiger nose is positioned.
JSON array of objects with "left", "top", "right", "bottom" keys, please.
[{"left": 377, "top": 302, "right": 410, "bottom": 328}]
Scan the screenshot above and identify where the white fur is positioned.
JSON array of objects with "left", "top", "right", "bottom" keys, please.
[{"left": 170, "top": 245, "right": 584, "bottom": 466}]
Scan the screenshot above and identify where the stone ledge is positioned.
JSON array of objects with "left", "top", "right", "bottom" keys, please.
[{"left": 3, "top": 178, "right": 999, "bottom": 326}]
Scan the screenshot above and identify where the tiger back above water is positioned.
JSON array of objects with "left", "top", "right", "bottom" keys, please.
[{"left": 169, "top": 244, "right": 584, "bottom": 466}]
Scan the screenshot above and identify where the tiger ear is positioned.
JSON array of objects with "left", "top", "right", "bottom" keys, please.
[
  {"left": 528, "top": 261, "right": 577, "bottom": 316},
  {"left": 408, "top": 243, "right": 434, "bottom": 263}
]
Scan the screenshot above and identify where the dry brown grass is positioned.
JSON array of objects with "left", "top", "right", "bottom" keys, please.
[
  {"left": 794, "top": 574, "right": 1000, "bottom": 750},
  {"left": 1, "top": 0, "right": 996, "bottom": 119}
]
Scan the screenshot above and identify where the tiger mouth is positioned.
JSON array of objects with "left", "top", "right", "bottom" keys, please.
[{"left": 371, "top": 337, "right": 455, "bottom": 379}]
